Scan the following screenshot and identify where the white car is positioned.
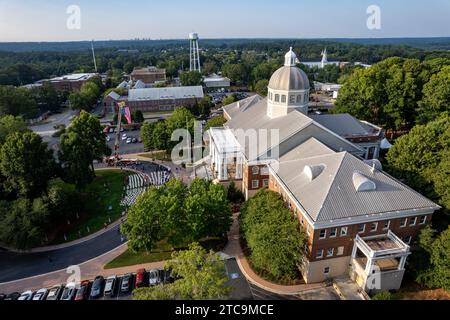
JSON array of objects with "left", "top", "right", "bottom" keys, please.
[
  {"left": 60, "top": 282, "right": 77, "bottom": 300},
  {"left": 126, "top": 138, "right": 132, "bottom": 144},
  {"left": 148, "top": 269, "right": 159, "bottom": 286},
  {"left": 18, "top": 290, "right": 33, "bottom": 301},
  {"left": 106, "top": 136, "right": 111, "bottom": 142},
  {"left": 122, "top": 134, "right": 127, "bottom": 140},
  {"left": 32, "top": 288, "right": 48, "bottom": 300},
  {"left": 104, "top": 275, "right": 117, "bottom": 297}
]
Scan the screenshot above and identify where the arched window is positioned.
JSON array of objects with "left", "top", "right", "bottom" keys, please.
[
  {"left": 289, "top": 95, "right": 295, "bottom": 103},
  {"left": 275, "top": 94, "right": 280, "bottom": 102}
]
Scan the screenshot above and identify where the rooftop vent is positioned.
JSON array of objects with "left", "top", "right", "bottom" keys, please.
[
  {"left": 303, "top": 164, "right": 325, "bottom": 182},
  {"left": 353, "top": 172, "right": 376, "bottom": 192}
]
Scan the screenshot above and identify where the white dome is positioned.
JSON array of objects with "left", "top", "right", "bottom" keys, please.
[{"left": 268, "top": 48, "right": 310, "bottom": 91}]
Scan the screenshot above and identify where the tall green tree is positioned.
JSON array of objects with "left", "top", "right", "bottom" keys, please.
[
  {"left": 133, "top": 243, "right": 231, "bottom": 300},
  {"left": 0, "top": 131, "right": 55, "bottom": 197},
  {"left": 0, "top": 86, "right": 38, "bottom": 119},
  {"left": 59, "top": 111, "right": 110, "bottom": 188},
  {"left": 240, "top": 189, "right": 307, "bottom": 279},
  {"left": 0, "top": 115, "right": 28, "bottom": 144},
  {"left": 180, "top": 71, "right": 203, "bottom": 86}
]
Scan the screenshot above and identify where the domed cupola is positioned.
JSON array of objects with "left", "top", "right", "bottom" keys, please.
[{"left": 267, "top": 48, "right": 310, "bottom": 118}]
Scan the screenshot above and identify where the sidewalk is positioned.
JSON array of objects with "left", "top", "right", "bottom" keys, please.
[{"left": 223, "top": 212, "right": 326, "bottom": 295}]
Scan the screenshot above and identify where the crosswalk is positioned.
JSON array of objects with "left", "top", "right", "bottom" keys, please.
[{"left": 120, "top": 170, "right": 171, "bottom": 207}]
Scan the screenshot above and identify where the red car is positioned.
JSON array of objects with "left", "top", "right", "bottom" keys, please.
[
  {"left": 135, "top": 269, "right": 147, "bottom": 288},
  {"left": 74, "top": 281, "right": 91, "bottom": 301}
]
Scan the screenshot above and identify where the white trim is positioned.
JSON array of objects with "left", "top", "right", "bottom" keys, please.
[
  {"left": 326, "top": 248, "right": 334, "bottom": 257},
  {"left": 383, "top": 220, "right": 391, "bottom": 231},
  {"left": 358, "top": 223, "right": 366, "bottom": 234},
  {"left": 319, "top": 229, "right": 327, "bottom": 239},
  {"left": 400, "top": 217, "right": 408, "bottom": 228},
  {"left": 370, "top": 222, "right": 378, "bottom": 232},
  {"left": 316, "top": 249, "right": 324, "bottom": 259},
  {"left": 340, "top": 226, "right": 348, "bottom": 237},
  {"left": 329, "top": 227, "right": 337, "bottom": 238},
  {"left": 419, "top": 216, "right": 427, "bottom": 225},
  {"left": 409, "top": 216, "right": 417, "bottom": 226}
]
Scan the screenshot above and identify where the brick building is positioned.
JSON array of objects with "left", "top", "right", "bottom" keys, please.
[
  {"left": 130, "top": 66, "right": 166, "bottom": 85},
  {"left": 207, "top": 48, "right": 440, "bottom": 292},
  {"left": 46, "top": 73, "right": 97, "bottom": 92}
]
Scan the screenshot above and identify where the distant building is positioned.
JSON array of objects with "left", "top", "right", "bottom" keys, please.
[
  {"left": 130, "top": 66, "right": 166, "bottom": 85},
  {"left": 203, "top": 74, "right": 231, "bottom": 90},
  {"left": 104, "top": 86, "right": 204, "bottom": 113},
  {"left": 45, "top": 73, "right": 97, "bottom": 92}
]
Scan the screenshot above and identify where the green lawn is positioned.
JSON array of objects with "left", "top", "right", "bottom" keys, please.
[
  {"left": 51, "top": 169, "right": 130, "bottom": 244},
  {"left": 138, "top": 150, "right": 172, "bottom": 162},
  {"left": 104, "top": 237, "right": 226, "bottom": 269}
]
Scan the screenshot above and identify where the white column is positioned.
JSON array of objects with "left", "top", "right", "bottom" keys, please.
[
  {"left": 399, "top": 256, "right": 407, "bottom": 270},
  {"left": 365, "top": 257, "right": 373, "bottom": 274},
  {"left": 351, "top": 243, "right": 358, "bottom": 259},
  {"left": 222, "top": 156, "right": 227, "bottom": 180},
  {"left": 235, "top": 155, "right": 242, "bottom": 179}
]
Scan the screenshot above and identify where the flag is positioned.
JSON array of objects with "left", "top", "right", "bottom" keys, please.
[{"left": 121, "top": 106, "right": 132, "bottom": 124}]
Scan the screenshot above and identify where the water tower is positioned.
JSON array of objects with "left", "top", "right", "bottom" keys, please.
[{"left": 189, "top": 32, "right": 201, "bottom": 72}]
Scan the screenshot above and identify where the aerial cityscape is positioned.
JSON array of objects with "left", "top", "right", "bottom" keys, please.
[{"left": 0, "top": 0, "right": 448, "bottom": 314}]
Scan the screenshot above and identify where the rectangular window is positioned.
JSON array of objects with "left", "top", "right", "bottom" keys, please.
[
  {"left": 263, "top": 179, "right": 269, "bottom": 187},
  {"left": 400, "top": 218, "right": 407, "bottom": 228},
  {"left": 275, "top": 94, "right": 280, "bottom": 102},
  {"left": 324, "top": 267, "right": 330, "bottom": 274},
  {"left": 316, "top": 249, "right": 324, "bottom": 259},
  {"left": 419, "top": 216, "right": 427, "bottom": 225},
  {"left": 404, "top": 236, "right": 412, "bottom": 244},
  {"left": 340, "top": 227, "right": 348, "bottom": 237},
  {"left": 251, "top": 180, "right": 259, "bottom": 189},
  {"left": 319, "top": 229, "right": 327, "bottom": 239},
  {"left": 327, "top": 248, "right": 334, "bottom": 257},
  {"left": 296, "top": 95, "right": 302, "bottom": 103},
  {"left": 260, "top": 166, "right": 269, "bottom": 175},
  {"left": 410, "top": 217, "right": 417, "bottom": 226},
  {"left": 370, "top": 222, "right": 378, "bottom": 232},
  {"left": 337, "top": 246, "right": 344, "bottom": 256},
  {"left": 358, "top": 224, "right": 365, "bottom": 234},
  {"left": 330, "top": 228, "right": 337, "bottom": 238},
  {"left": 281, "top": 95, "right": 286, "bottom": 103},
  {"left": 383, "top": 220, "right": 390, "bottom": 231}
]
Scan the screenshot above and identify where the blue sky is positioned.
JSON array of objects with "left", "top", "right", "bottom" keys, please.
[{"left": 0, "top": 0, "right": 449, "bottom": 41}]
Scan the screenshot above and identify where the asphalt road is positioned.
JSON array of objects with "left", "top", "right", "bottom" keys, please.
[
  {"left": 0, "top": 224, "right": 125, "bottom": 283},
  {"left": 106, "top": 129, "right": 144, "bottom": 155}
]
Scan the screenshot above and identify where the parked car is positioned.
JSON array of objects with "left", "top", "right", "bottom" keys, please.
[
  {"left": 132, "top": 138, "right": 137, "bottom": 143},
  {"left": 106, "top": 136, "right": 111, "bottom": 142},
  {"left": 4, "top": 292, "right": 21, "bottom": 300},
  {"left": 122, "top": 133, "right": 127, "bottom": 140},
  {"left": 32, "top": 288, "right": 48, "bottom": 301},
  {"left": 18, "top": 291, "right": 33, "bottom": 301},
  {"left": 90, "top": 276, "right": 105, "bottom": 299},
  {"left": 46, "top": 286, "right": 64, "bottom": 300},
  {"left": 158, "top": 269, "right": 173, "bottom": 284},
  {"left": 148, "top": 269, "right": 160, "bottom": 286},
  {"left": 135, "top": 269, "right": 147, "bottom": 288},
  {"left": 60, "top": 282, "right": 77, "bottom": 300},
  {"left": 120, "top": 274, "right": 133, "bottom": 294},
  {"left": 104, "top": 275, "right": 117, "bottom": 297},
  {"left": 126, "top": 137, "right": 132, "bottom": 144},
  {"left": 75, "top": 281, "right": 90, "bottom": 301},
  {"left": 109, "top": 128, "right": 115, "bottom": 133}
]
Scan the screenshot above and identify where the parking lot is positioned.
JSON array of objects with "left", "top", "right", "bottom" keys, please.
[{"left": 105, "top": 129, "right": 144, "bottom": 155}]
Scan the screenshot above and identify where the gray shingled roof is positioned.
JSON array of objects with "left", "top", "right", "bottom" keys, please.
[
  {"left": 310, "top": 114, "right": 382, "bottom": 138},
  {"left": 271, "top": 148, "right": 440, "bottom": 222},
  {"left": 224, "top": 97, "right": 362, "bottom": 160}
]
